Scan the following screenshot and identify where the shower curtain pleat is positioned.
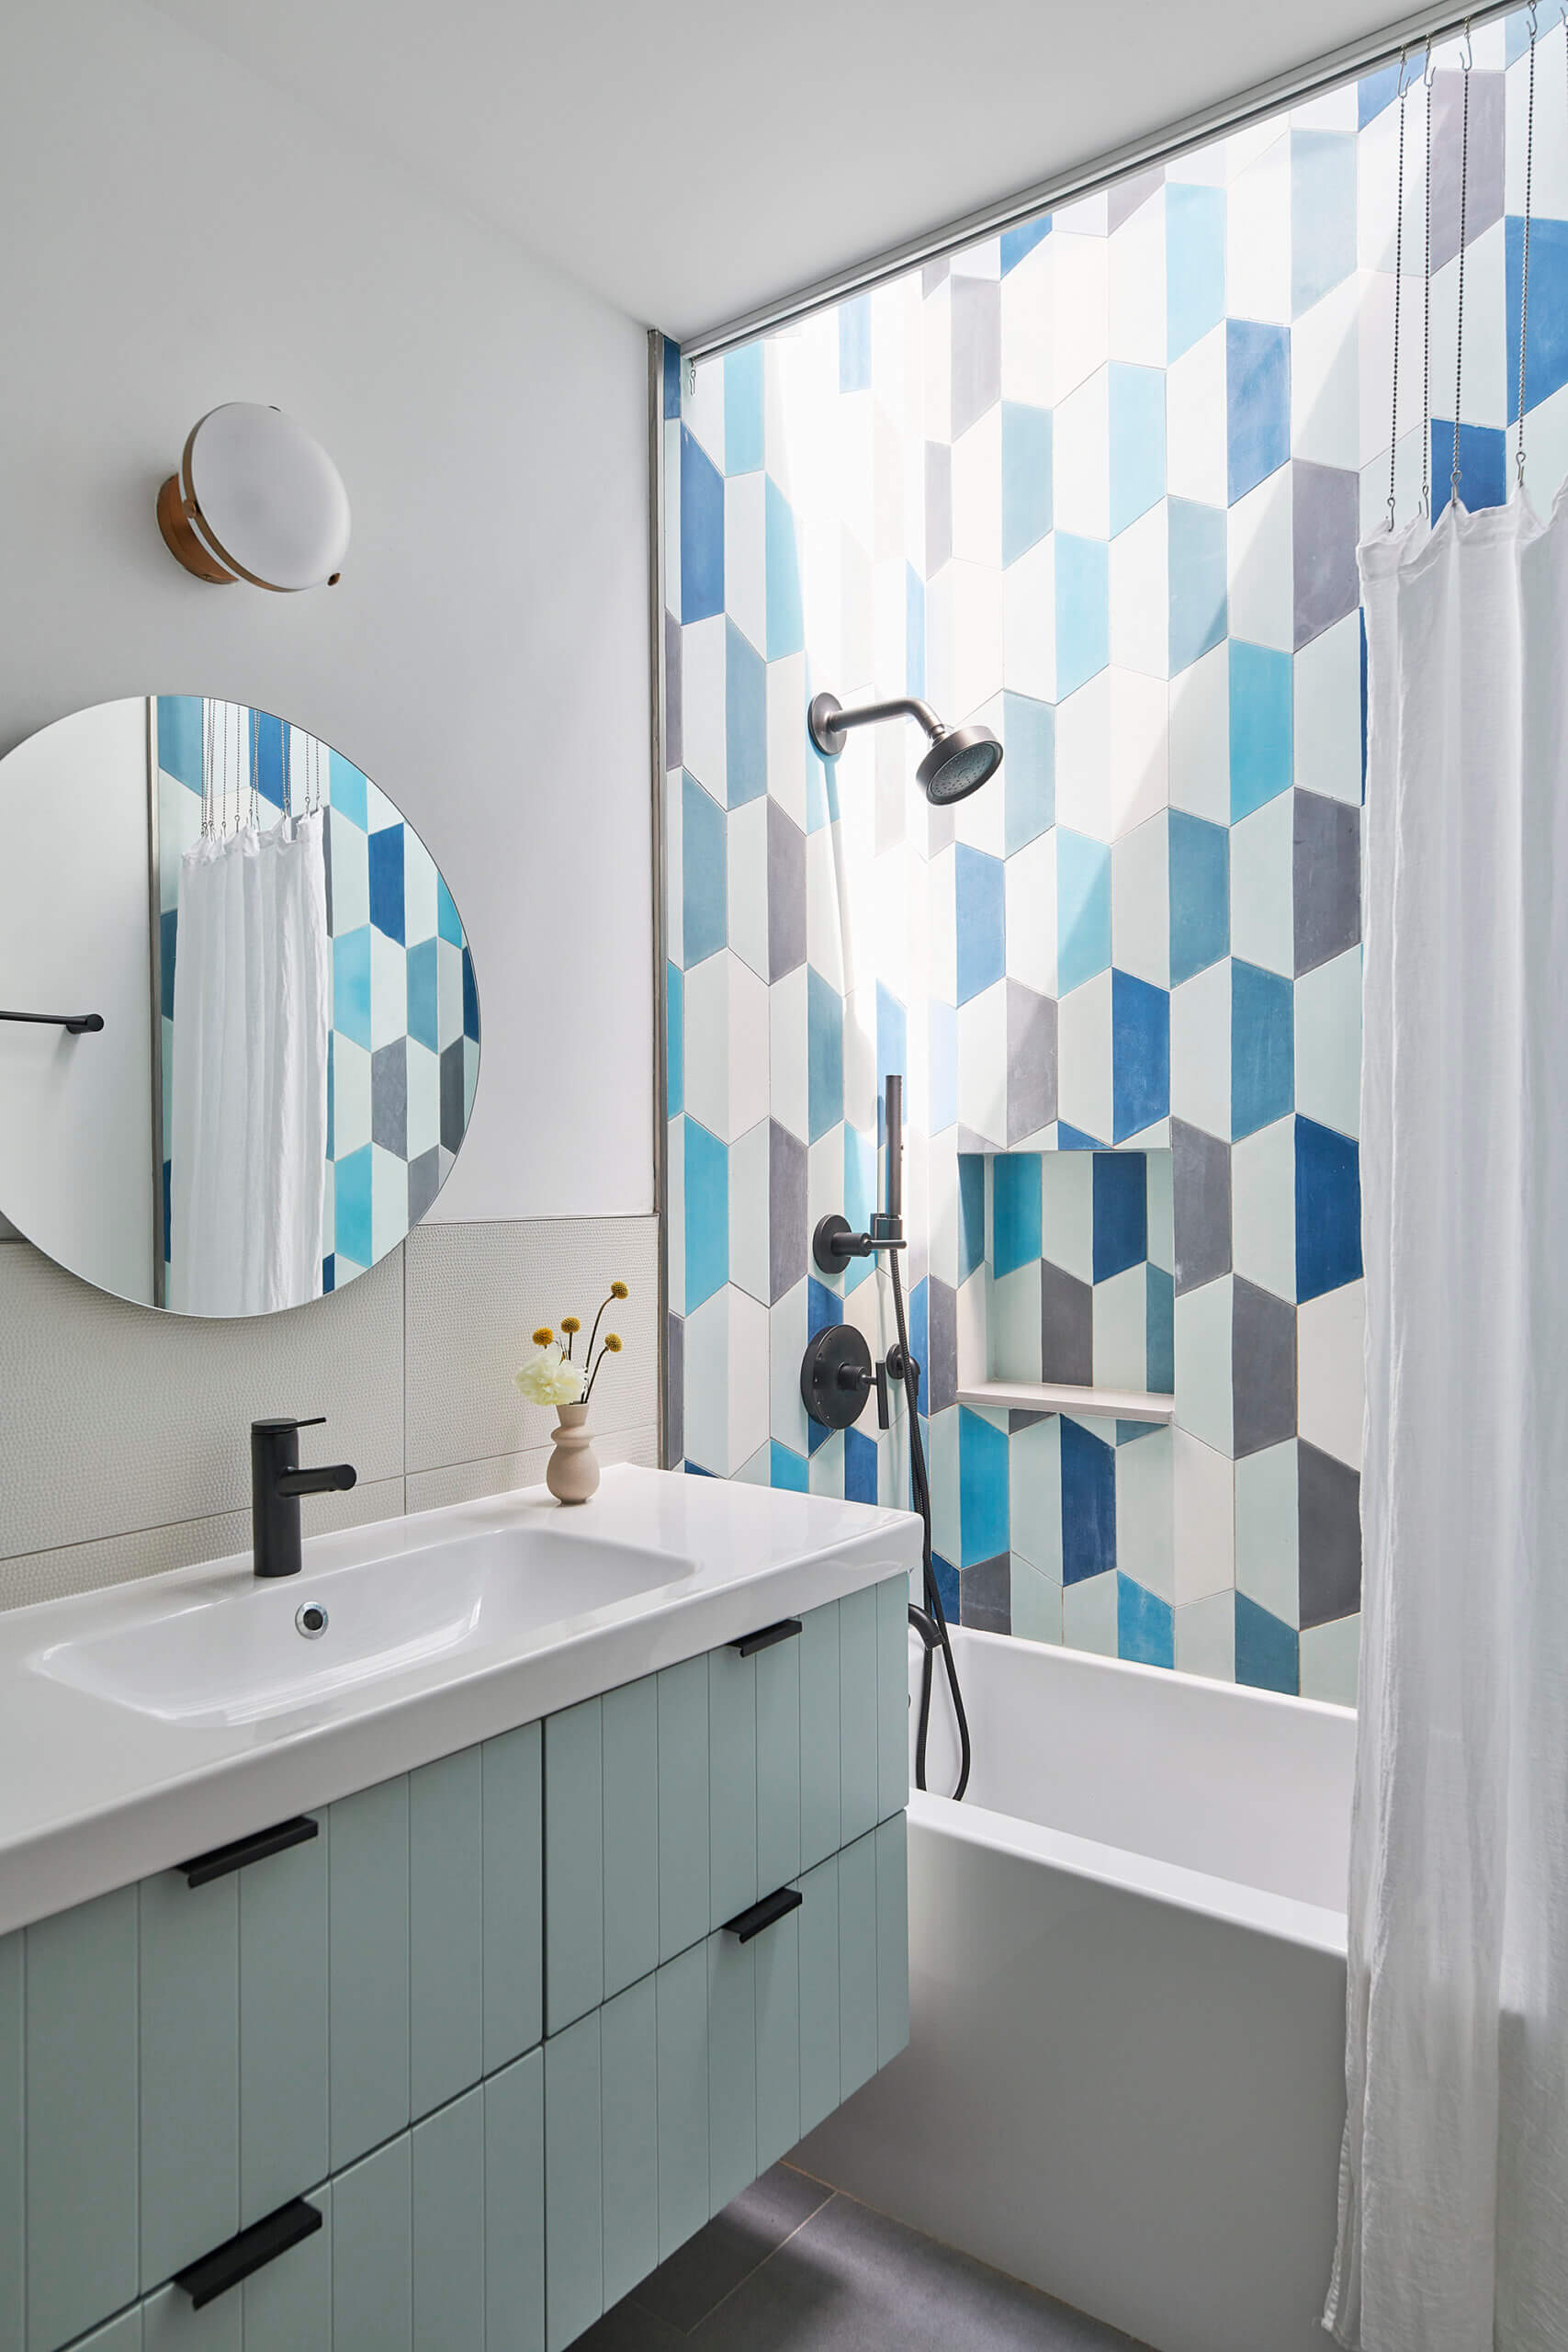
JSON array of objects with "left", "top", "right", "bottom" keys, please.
[
  {"left": 168, "top": 810, "right": 331, "bottom": 1317},
  {"left": 1326, "top": 489, "right": 1568, "bottom": 2351}
]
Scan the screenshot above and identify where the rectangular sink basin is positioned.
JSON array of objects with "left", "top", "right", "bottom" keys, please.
[{"left": 31, "top": 1525, "right": 689, "bottom": 1728}]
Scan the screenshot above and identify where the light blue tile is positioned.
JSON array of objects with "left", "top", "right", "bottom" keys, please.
[
  {"left": 1229, "top": 640, "right": 1293, "bottom": 820},
  {"left": 681, "top": 428, "right": 724, "bottom": 624},
  {"left": 1002, "top": 214, "right": 1052, "bottom": 272},
  {"left": 1168, "top": 810, "right": 1229, "bottom": 984},
  {"left": 332, "top": 751, "right": 368, "bottom": 831},
  {"left": 1057, "top": 830, "right": 1111, "bottom": 996},
  {"left": 1168, "top": 498, "right": 1228, "bottom": 674},
  {"left": 839, "top": 294, "right": 872, "bottom": 392},
  {"left": 726, "top": 622, "right": 766, "bottom": 807},
  {"left": 1507, "top": 214, "right": 1568, "bottom": 423},
  {"left": 1226, "top": 322, "right": 1291, "bottom": 504},
  {"left": 765, "top": 477, "right": 805, "bottom": 659},
  {"left": 1167, "top": 184, "right": 1225, "bottom": 360},
  {"left": 1112, "top": 969, "right": 1169, "bottom": 1141},
  {"left": 1001, "top": 402, "right": 1053, "bottom": 564},
  {"left": 334, "top": 1144, "right": 372, "bottom": 1271},
  {"left": 958, "top": 1407, "right": 1009, "bottom": 1567},
  {"left": 1117, "top": 1574, "right": 1175, "bottom": 1668},
  {"left": 843, "top": 1123, "right": 875, "bottom": 1292},
  {"left": 771, "top": 1440, "right": 809, "bottom": 1493},
  {"left": 992, "top": 1152, "right": 1042, "bottom": 1278},
  {"left": 682, "top": 773, "right": 727, "bottom": 967},
  {"left": 666, "top": 961, "right": 683, "bottom": 1118},
  {"left": 1232, "top": 962, "right": 1294, "bottom": 1140},
  {"left": 1292, "top": 131, "right": 1357, "bottom": 319},
  {"left": 955, "top": 843, "right": 1006, "bottom": 1003},
  {"left": 683, "top": 1119, "right": 728, "bottom": 1309},
  {"left": 724, "top": 345, "right": 764, "bottom": 474},
  {"left": 156, "top": 695, "right": 203, "bottom": 791},
  {"left": 1109, "top": 364, "right": 1166, "bottom": 535},
  {"left": 1055, "top": 534, "right": 1111, "bottom": 700},
  {"left": 807, "top": 966, "right": 843, "bottom": 1141},
  {"left": 333, "top": 926, "right": 371, "bottom": 1050},
  {"left": 1002, "top": 692, "right": 1054, "bottom": 852}
]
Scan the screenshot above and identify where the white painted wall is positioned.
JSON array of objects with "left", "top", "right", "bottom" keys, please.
[{"left": 0, "top": 0, "right": 652, "bottom": 1224}]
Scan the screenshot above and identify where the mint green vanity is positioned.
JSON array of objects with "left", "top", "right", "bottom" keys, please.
[{"left": 0, "top": 1576, "right": 910, "bottom": 2352}]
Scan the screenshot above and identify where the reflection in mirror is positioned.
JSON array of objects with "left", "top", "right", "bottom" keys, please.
[{"left": 0, "top": 697, "right": 479, "bottom": 1317}]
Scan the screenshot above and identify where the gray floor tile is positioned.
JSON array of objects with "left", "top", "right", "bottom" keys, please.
[
  {"left": 572, "top": 2297, "right": 685, "bottom": 2351},
  {"left": 685, "top": 2188, "right": 1148, "bottom": 2351},
  {"left": 628, "top": 2164, "right": 834, "bottom": 2334}
]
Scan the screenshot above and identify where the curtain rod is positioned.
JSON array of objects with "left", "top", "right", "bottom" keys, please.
[{"left": 679, "top": 0, "right": 1517, "bottom": 363}]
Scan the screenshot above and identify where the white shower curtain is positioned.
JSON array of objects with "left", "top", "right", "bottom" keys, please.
[
  {"left": 169, "top": 811, "right": 331, "bottom": 1317},
  {"left": 1326, "top": 490, "right": 1568, "bottom": 2349}
]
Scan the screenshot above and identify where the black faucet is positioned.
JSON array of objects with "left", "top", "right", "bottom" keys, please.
[{"left": 251, "top": 1417, "right": 357, "bottom": 1578}]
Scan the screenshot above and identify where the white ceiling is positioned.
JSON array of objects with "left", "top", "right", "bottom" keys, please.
[{"left": 149, "top": 0, "right": 1416, "bottom": 343}]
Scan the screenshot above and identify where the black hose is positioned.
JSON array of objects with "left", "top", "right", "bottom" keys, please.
[{"left": 886, "top": 1239, "right": 971, "bottom": 1802}]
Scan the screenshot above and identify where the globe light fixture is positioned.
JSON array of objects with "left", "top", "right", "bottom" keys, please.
[{"left": 156, "top": 403, "right": 350, "bottom": 591}]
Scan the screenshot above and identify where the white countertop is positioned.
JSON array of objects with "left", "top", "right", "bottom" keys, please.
[{"left": 0, "top": 1465, "right": 920, "bottom": 1936}]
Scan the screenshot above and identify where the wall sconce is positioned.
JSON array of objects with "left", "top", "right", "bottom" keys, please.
[{"left": 156, "top": 403, "right": 351, "bottom": 591}]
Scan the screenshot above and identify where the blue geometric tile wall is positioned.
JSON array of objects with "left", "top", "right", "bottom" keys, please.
[
  {"left": 661, "top": 14, "right": 1551, "bottom": 1705},
  {"left": 154, "top": 698, "right": 478, "bottom": 1298}
]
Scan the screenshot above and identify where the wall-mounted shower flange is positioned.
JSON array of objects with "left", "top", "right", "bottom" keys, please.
[
  {"left": 812, "top": 1213, "right": 906, "bottom": 1276},
  {"left": 800, "top": 1323, "right": 889, "bottom": 1430}
]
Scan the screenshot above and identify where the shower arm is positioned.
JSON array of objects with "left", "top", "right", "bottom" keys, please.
[{"left": 807, "top": 692, "right": 943, "bottom": 759}]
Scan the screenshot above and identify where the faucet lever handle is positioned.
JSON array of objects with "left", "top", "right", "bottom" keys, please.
[{"left": 294, "top": 1416, "right": 326, "bottom": 1430}]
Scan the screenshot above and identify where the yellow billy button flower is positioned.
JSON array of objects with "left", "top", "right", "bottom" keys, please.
[
  {"left": 604, "top": 1333, "right": 623, "bottom": 1351},
  {"left": 561, "top": 1317, "right": 581, "bottom": 1333},
  {"left": 531, "top": 1326, "right": 554, "bottom": 1346},
  {"left": 610, "top": 1281, "right": 629, "bottom": 1299}
]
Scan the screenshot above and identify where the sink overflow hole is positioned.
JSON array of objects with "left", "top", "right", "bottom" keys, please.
[{"left": 296, "top": 1603, "right": 329, "bottom": 1639}]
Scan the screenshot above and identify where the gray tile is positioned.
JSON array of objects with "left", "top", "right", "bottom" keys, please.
[
  {"left": 1232, "top": 1277, "right": 1297, "bottom": 1459},
  {"left": 1108, "top": 167, "right": 1164, "bottom": 231},
  {"left": 924, "top": 442, "right": 952, "bottom": 579},
  {"left": 1172, "top": 1118, "right": 1231, "bottom": 1295},
  {"left": 406, "top": 1145, "right": 440, "bottom": 1229},
  {"left": 951, "top": 277, "right": 1002, "bottom": 440},
  {"left": 1293, "top": 460, "right": 1360, "bottom": 650},
  {"left": 926, "top": 1276, "right": 957, "bottom": 1415},
  {"left": 630, "top": 2164, "right": 832, "bottom": 2334},
  {"left": 1041, "top": 1261, "right": 1094, "bottom": 1386},
  {"left": 1293, "top": 789, "right": 1360, "bottom": 978},
  {"left": 371, "top": 1036, "right": 408, "bottom": 1159},
  {"left": 1007, "top": 981, "right": 1057, "bottom": 1144},
  {"left": 1298, "top": 1440, "right": 1361, "bottom": 1628},
  {"left": 767, "top": 798, "right": 807, "bottom": 982},
  {"left": 961, "top": 1553, "right": 1011, "bottom": 1634},
  {"left": 440, "top": 1035, "right": 467, "bottom": 1153},
  {"left": 665, "top": 604, "right": 683, "bottom": 775},
  {"left": 1429, "top": 69, "right": 1504, "bottom": 274},
  {"left": 769, "top": 1122, "right": 807, "bottom": 1306},
  {"left": 667, "top": 1310, "right": 684, "bottom": 1466},
  {"left": 1010, "top": 1408, "right": 1050, "bottom": 1433},
  {"left": 688, "top": 2188, "right": 1146, "bottom": 2352}
]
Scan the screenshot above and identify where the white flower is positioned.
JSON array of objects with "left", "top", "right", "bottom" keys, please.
[{"left": 513, "top": 1347, "right": 584, "bottom": 1408}]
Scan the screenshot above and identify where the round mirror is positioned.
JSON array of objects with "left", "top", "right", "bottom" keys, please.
[{"left": 0, "top": 696, "right": 479, "bottom": 1316}]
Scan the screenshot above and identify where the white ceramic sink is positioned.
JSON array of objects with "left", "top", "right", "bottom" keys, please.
[{"left": 30, "top": 1524, "right": 689, "bottom": 1728}]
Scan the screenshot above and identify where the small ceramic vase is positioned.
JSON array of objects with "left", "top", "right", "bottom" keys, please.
[{"left": 547, "top": 1401, "right": 600, "bottom": 1504}]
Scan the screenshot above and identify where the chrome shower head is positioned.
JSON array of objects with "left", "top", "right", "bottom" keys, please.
[{"left": 807, "top": 691, "right": 1002, "bottom": 806}]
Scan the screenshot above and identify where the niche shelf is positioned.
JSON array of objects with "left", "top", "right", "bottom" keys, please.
[{"left": 954, "top": 1375, "right": 1177, "bottom": 1424}]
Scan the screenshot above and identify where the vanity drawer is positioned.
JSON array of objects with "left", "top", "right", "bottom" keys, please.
[
  {"left": 6, "top": 1721, "right": 542, "bottom": 2352},
  {"left": 542, "top": 1577, "right": 911, "bottom": 2036}
]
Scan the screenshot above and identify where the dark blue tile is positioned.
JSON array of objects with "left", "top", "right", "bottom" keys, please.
[
  {"left": 1230, "top": 640, "right": 1292, "bottom": 820},
  {"left": 955, "top": 843, "right": 1006, "bottom": 1004},
  {"left": 1001, "top": 401, "right": 1052, "bottom": 565},
  {"left": 1111, "top": 969, "right": 1169, "bottom": 1142},
  {"left": 1430, "top": 420, "right": 1506, "bottom": 518},
  {"left": 1226, "top": 321, "right": 1290, "bottom": 505},
  {"left": 156, "top": 695, "right": 202, "bottom": 791},
  {"left": 844, "top": 1425, "right": 878, "bottom": 1504},
  {"left": 254, "top": 711, "right": 287, "bottom": 810},
  {"left": 682, "top": 773, "right": 727, "bottom": 967},
  {"left": 321, "top": 1253, "right": 334, "bottom": 1294},
  {"left": 1000, "top": 213, "right": 1051, "bottom": 272},
  {"left": 1231, "top": 961, "right": 1294, "bottom": 1139},
  {"left": 160, "top": 906, "right": 177, "bottom": 1017},
  {"left": 723, "top": 345, "right": 764, "bottom": 473},
  {"left": 1001, "top": 692, "right": 1054, "bottom": 854},
  {"left": 1118, "top": 1575, "right": 1175, "bottom": 1668},
  {"left": 1060, "top": 1418, "right": 1116, "bottom": 1584},
  {"left": 1506, "top": 215, "right": 1568, "bottom": 424},
  {"left": 807, "top": 966, "right": 843, "bottom": 1142},
  {"left": 685, "top": 1460, "right": 716, "bottom": 1477},
  {"left": 1168, "top": 498, "right": 1228, "bottom": 675},
  {"left": 725, "top": 620, "right": 766, "bottom": 807},
  {"left": 1235, "top": 1591, "right": 1299, "bottom": 1693},
  {"left": 1295, "top": 1117, "right": 1361, "bottom": 1302},
  {"left": 369, "top": 824, "right": 405, "bottom": 943},
  {"left": 931, "top": 1550, "right": 961, "bottom": 1620},
  {"left": 958, "top": 1153, "right": 987, "bottom": 1284},
  {"left": 684, "top": 1119, "right": 728, "bottom": 1310},
  {"left": 771, "top": 1441, "right": 809, "bottom": 1493},
  {"left": 958, "top": 1407, "right": 1009, "bottom": 1566},
  {"left": 1168, "top": 810, "right": 1229, "bottom": 984},
  {"left": 1092, "top": 1150, "right": 1146, "bottom": 1282},
  {"left": 1146, "top": 1264, "right": 1175, "bottom": 1393},
  {"left": 680, "top": 428, "right": 725, "bottom": 623},
  {"left": 662, "top": 337, "right": 682, "bottom": 422},
  {"left": 993, "top": 1153, "right": 1042, "bottom": 1279},
  {"left": 807, "top": 1274, "right": 842, "bottom": 1339},
  {"left": 765, "top": 477, "right": 805, "bottom": 658},
  {"left": 839, "top": 295, "right": 872, "bottom": 392},
  {"left": 163, "top": 1158, "right": 172, "bottom": 1263},
  {"left": 666, "top": 961, "right": 683, "bottom": 1118},
  {"left": 462, "top": 945, "right": 479, "bottom": 1043},
  {"left": 1057, "top": 1121, "right": 1105, "bottom": 1150}
]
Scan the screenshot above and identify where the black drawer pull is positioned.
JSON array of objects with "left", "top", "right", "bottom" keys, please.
[
  {"left": 176, "top": 2198, "right": 323, "bottom": 2308},
  {"left": 723, "top": 1884, "right": 804, "bottom": 1943},
  {"left": 729, "top": 1618, "right": 802, "bottom": 1658},
  {"left": 180, "top": 1814, "right": 319, "bottom": 1888}
]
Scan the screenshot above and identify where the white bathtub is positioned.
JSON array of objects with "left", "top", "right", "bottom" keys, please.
[{"left": 798, "top": 1626, "right": 1355, "bottom": 2352}]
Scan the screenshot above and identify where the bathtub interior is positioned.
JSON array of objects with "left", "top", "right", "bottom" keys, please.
[{"left": 912, "top": 1622, "right": 1356, "bottom": 1913}]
